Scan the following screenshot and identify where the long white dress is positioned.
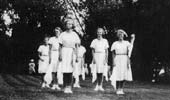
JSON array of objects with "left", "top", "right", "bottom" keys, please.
[
  {"left": 48, "top": 37, "right": 60, "bottom": 72},
  {"left": 38, "top": 45, "right": 50, "bottom": 73},
  {"left": 90, "top": 38, "right": 109, "bottom": 73},
  {"left": 58, "top": 31, "right": 80, "bottom": 73},
  {"left": 110, "top": 40, "right": 133, "bottom": 82}
]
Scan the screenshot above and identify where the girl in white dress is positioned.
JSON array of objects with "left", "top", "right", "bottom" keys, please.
[
  {"left": 110, "top": 29, "right": 135, "bottom": 95},
  {"left": 38, "top": 36, "right": 50, "bottom": 88},
  {"left": 58, "top": 19, "right": 80, "bottom": 93},
  {"left": 48, "top": 27, "right": 62, "bottom": 90},
  {"left": 73, "top": 44, "right": 86, "bottom": 88},
  {"left": 90, "top": 28, "right": 109, "bottom": 91}
]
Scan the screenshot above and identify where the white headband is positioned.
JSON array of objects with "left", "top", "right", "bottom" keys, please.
[{"left": 117, "top": 29, "right": 128, "bottom": 37}]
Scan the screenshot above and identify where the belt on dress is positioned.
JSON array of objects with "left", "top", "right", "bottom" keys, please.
[
  {"left": 95, "top": 51, "right": 105, "bottom": 53},
  {"left": 52, "top": 49, "right": 59, "bottom": 51},
  {"left": 116, "top": 53, "right": 127, "bottom": 55},
  {"left": 41, "top": 55, "right": 49, "bottom": 56},
  {"left": 63, "top": 46, "right": 74, "bottom": 48}
]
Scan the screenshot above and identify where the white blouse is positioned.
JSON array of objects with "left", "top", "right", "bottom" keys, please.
[
  {"left": 90, "top": 38, "right": 109, "bottom": 53},
  {"left": 48, "top": 37, "right": 60, "bottom": 51},
  {"left": 38, "top": 45, "right": 49, "bottom": 56},
  {"left": 111, "top": 40, "right": 131, "bottom": 55},
  {"left": 58, "top": 31, "right": 80, "bottom": 48}
]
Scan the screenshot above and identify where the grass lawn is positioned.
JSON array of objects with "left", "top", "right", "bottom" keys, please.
[{"left": 0, "top": 74, "right": 169, "bottom": 100}]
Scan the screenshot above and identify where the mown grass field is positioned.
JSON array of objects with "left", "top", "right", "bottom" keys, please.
[{"left": 0, "top": 74, "right": 169, "bottom": 100}]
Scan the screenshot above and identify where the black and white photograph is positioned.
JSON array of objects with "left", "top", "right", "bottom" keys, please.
[{"left": 0, "top": 0, "right": 170, "bottom": 100}]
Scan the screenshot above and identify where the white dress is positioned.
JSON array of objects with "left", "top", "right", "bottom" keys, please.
[
  {"left": 58, "top": 31, "right": 80, "bottom": 73},
  {"left": 110, "top": 40, "right": 133, "bottom": 81},
  {"left": 90, "top": 38, "right": 109, "bottom": 73},
  {"left": 73, "top": 46, "right": 86, "bottom": 78},
  {"left": 38, "top": 45, "right": 50, "bottom": 73},
  {"left": 48, "top": 37, "right": 60, "bottom": 72}
]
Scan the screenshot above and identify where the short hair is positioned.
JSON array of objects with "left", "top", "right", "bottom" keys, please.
[
  {"left": 97, "top": 28, "right": 104, "bottom": 35},
  {"left": 64, "top": 18, "right": 75, "bottom": 29},
  {"left": 54, "top": 27, "right": 62, "bottom": 33}
]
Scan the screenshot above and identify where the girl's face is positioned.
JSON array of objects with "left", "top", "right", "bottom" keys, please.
[
  {"left": 54, "top": 29, "right": 60, "bottom": 37},
  {"left": 97, "top": 28, "right": 103, "bottom": 39},
  {"left": 117, "top": 32, "right": 124, "bottom": 40},
  {"left": 66, "top": 21, "right": 73, "bottom": 30},
  {"left": 44, "top": 37, "right": 49, "bottom": 45}
]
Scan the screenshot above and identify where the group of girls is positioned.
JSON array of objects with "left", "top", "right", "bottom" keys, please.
[{"left": 37, "top": 19, "right": 135, "bottom": 95}]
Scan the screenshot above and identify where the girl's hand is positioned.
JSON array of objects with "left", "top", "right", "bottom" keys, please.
[
  {"left": 59, "top": 56, "right": 62, "bottom": 61},
  {"left": 76, "top": 57, "right": 79, "bottom": 63},
  {"left": 131, "top": 34, "right": 135, "bottom": 39},
  {"left": 49, "top": 58, "right": 51, "bottom": 64},
  {"left": 93, "top": 59, "right": 96, "bottom": 64}
]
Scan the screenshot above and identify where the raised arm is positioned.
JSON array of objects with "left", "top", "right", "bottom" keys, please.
[
  {"left": 130, "top": 34, "right": 135, "bottom": 45},
  {"left": 128, "top": 34, "right": 135, "bottom": 58}
]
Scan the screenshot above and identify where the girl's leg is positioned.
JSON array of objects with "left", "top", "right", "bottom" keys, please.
[
  {"left": 120, "top": 81, "right": 124, "bottom": 89},
  {"left": 52, "top": 72, "right": 57, "bottom": 84},
  {"left": 63, "top": 73, "right": 68, "bottom": 88},
  {"left": 120, "top": 81, "right": 125, "bottom": 94},
  {"left": 41, "top": 73, "right": 45, "bottom": 82},
  {"left": 63, "top": 73, "right": 68, "bottom": 93},
  {"left": 97, "top": 73, "right": 104, "bottom": 91},
  {"left": 97, "top": 73, "right": 102, "bottom": 85},
  {"left": 51, "top": 72, "right": 61, "bottom": 90},
  {"left": 74, "top": 75, "right": 80, "bottom": 88},
  {"left": 94, "top": 73, "right": 99, "bottom": 91},
  {"left": 41, "top": 73, "right": 46, "bottom": 88},
  {"left": 116, "top": 81, "right": 121, "bottom": 94},
  {"left": 76, "top": 76, "right": 80, "bottom": 85},
  {"left": 116, "top": 81, "right": 120, "bottom": 90},
  {"left": 116, "top": 81, "right": 125, "bottom": 94},
  {"left": 68, "top": 73, "right": 73, "bottom": 92},
  {"left": 63, "top": 73, "right": 73, "bottom": 93},
  {"left": 94, "top": 73, "right": 103, "bottom": 91}
]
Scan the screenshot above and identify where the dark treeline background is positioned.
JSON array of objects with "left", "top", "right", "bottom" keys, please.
[{"left": 0, "top": 0, "right": 170, "bottom": 81}]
